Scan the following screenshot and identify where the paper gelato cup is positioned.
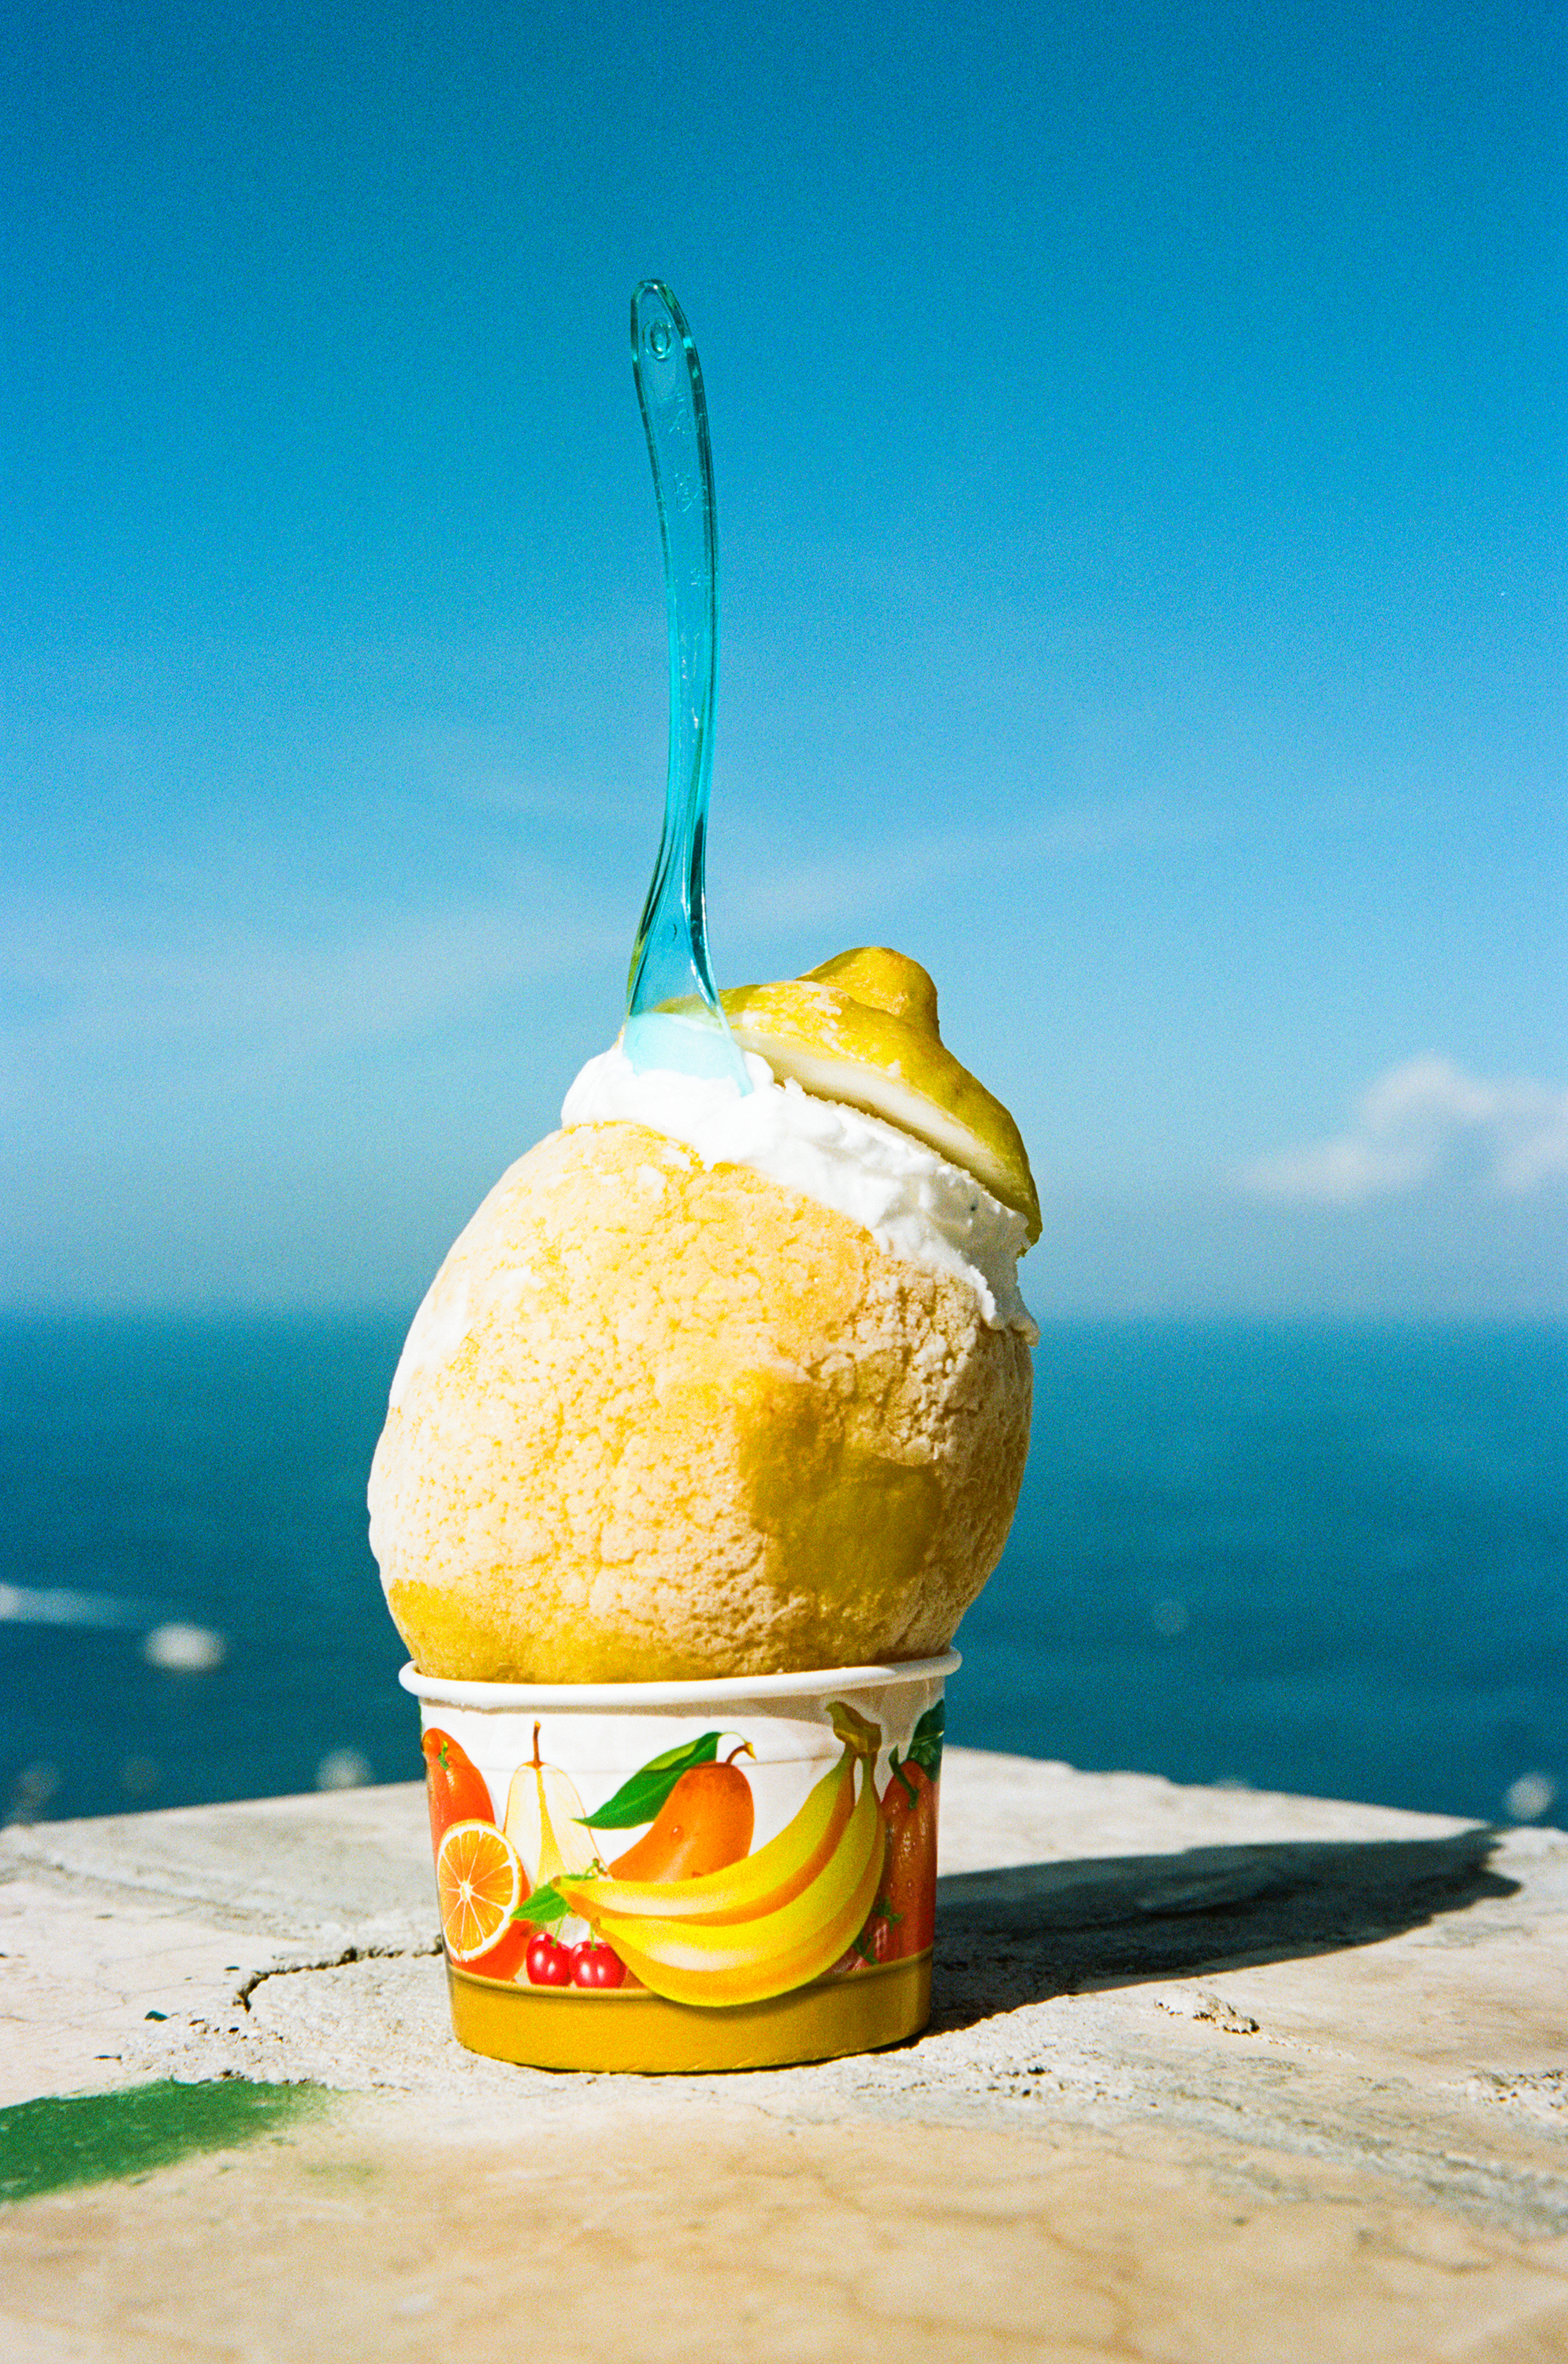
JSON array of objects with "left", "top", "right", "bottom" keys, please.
[{"left": 400, "top": 1652, "right": 955, "bottom": 2072}]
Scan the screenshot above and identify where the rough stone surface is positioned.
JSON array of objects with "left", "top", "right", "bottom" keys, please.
[{"left": 3, "top": 1749, "right": 1567, "bottom": 2360}]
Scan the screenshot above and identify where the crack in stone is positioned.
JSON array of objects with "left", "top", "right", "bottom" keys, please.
[{"left": 236, "top": 1940, "right": 440, "bottom": 2012}]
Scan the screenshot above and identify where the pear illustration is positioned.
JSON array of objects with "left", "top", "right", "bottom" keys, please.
[{"left": 503, "top": 1723, "right": 600, "bottom": 1891}]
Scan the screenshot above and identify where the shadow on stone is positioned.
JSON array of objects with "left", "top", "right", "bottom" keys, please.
[{"left": 931, "top": 1827, "right": 1518, "bottom": 2031}]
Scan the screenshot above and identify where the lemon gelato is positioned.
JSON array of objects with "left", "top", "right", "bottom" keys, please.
[{"left": 369, "top": 949, "right": 1038, "bottom": 1682}]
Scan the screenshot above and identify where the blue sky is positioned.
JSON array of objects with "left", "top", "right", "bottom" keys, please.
[{"left": 2, "top": 0, "right": 1563, "bottom": 1314}]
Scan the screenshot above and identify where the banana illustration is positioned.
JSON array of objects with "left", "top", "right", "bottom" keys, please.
[
  {"left": 560, "top": 1743, "right": 853, "bottom": 1927},
  {"left": 557, "top": 1701, "right": 886, "bottom": 2008},
  {"left": 592, "top": 1770, "right": 885, "bottom": 2006}
]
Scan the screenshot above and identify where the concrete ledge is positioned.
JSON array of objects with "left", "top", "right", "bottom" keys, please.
[{"left": 3, "top": 1749, "right": 1566, "bottom": 2359}]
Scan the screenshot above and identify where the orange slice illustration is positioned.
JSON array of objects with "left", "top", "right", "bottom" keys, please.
[{"left": 437, "top": 1819, "right": 523, "bottom": 1963}]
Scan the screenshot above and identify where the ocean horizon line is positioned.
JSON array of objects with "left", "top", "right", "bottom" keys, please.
[{"left": 2, "top": 1304, "right": 1563, "bottom": 1336}]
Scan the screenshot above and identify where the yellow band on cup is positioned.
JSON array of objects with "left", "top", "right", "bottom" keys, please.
[{"left": 447, "top": 1952, "right": 931, "bottom": 2075}]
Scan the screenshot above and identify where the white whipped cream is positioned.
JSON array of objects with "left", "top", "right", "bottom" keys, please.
[{"left": 562, "top": 1043, "right": 1037, "bottom": 1336}]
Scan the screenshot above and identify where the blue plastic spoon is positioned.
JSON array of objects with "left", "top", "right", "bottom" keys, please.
[{"left": 622, "top": 281, "right": 750, "bottom": 1088}]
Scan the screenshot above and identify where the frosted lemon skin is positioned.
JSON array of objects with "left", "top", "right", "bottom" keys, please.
[{"left": 369, "top": 1120, "right": 1031, "bottom": 1683}]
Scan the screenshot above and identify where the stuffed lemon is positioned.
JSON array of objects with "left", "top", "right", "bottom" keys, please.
[{"left": 368, "top": 949, "right": 1037, "bottom": 1682}]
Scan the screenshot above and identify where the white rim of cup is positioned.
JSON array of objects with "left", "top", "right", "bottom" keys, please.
[{"left": 399, "top": 1649, "right": 960, "bottom": 1712}]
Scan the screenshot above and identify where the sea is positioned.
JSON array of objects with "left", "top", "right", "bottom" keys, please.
[{"left": 1, "top": 1316, "right": 1562, "bottom": 1831}]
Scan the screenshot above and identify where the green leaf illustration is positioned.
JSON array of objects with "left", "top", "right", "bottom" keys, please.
[
  {"left": 577, "top": 1731, "right": 723, "bottom": 1831},
  {"left": 514, "top": 1880, "right": 572, "bottom": 1928},
  {"left": 903, "top": 1701, "right": 945, "bottom": 1783}
]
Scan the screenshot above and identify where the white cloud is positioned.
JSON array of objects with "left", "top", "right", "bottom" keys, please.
[
  {"left": 0, "top": 879, "right": 626, "bottom": 1099},
  {"left": 727, "top": 797, "right": 1209, "bottom": 933},
  {"left": 1242, "top": 1056, "right": 1568, "bottom": 1206}
]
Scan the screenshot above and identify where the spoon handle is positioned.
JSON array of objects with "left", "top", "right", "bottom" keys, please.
[{"left": 624, "top": 281, "right": 747, "bottom": 1084}]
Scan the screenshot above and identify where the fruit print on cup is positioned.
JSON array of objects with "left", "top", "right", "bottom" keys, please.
[
  {"left": 422, "top": 1727, "right": 492, "bottom": 1850},
  {"left": 406, "top": 1655, "right": 951, "bottom": 2071},
  {"left": 602, "top": 1739, "right": 756, "bottom": 1881},
  {"left": 435, "top": 1821, "right": 523, "bottom": 1965},
  {"left": 522, "top": 1702, "right": 884, "bottom": 2008},
  {"left": 860, "top": 1707, "right": 942, "bottom": 1963},
  {"left": 503, "top": 1721, "right": 600, "bottom": 1887},
  {"left": 523, "top": 1931, "right": 573, "bottom": 1987},
  {"left": 569, "top": 1939, "right": 626, "bottom": 1989},
  {"left": 421, "top": 1697, "right": 943, "bottom": 2007}
]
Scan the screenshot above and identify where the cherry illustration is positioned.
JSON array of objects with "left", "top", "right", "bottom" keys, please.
[
  {"left": 570, "top": 1938, "right": 626, "bottom": 1990},
  {"left": 525, "top": 1931, "right": 573, "bottom": 1987}
]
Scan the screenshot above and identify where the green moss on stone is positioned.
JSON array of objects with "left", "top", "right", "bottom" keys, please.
[{"left": 0, "top": 2080, "right": 327, "bottom": 2205}]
